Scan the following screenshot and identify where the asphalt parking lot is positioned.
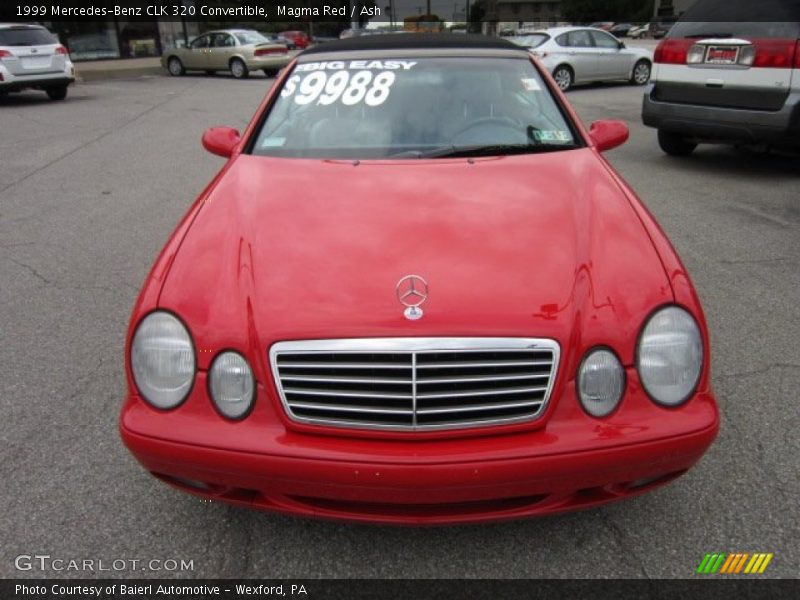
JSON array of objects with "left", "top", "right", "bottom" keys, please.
[{"left": 1, "top": 72, "right": 798, "bottom": 579}]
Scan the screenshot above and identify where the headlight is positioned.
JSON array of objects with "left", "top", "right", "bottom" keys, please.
[
  {"left": 637, "top": 306, "right": 703, "bottom": 407},
  {"left": 577, "top": 348, "right": 625, "bottom": 417},
  {"left": 131, "top": 312, "right": 195, "bottom": 409},
  {"left": 209, "top": 352, "right": 255, "bottom": 420}
]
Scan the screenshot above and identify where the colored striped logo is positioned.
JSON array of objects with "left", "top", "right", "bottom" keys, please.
[{"left": 697, "top": 553, "right": 773, "bottom": 574}]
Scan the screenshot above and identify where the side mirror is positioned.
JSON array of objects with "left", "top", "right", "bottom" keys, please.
[
  {"left": 589, "top": 120, "right": 629, "bottom": 152},
  {"left": 202, "top": 126, "right": 241, "bottom": 158},
  {"left": 618, "top": 41, "right": 626, "bottom": 49}
]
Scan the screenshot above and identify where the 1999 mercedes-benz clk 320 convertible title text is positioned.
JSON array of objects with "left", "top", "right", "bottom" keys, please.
[{"left": 120, "top": 34, "right": 718, "bottom": 524}]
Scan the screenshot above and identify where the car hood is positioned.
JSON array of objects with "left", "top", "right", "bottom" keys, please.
[{"left": 159, "top": 150, "right": 672, "bottom": 369}]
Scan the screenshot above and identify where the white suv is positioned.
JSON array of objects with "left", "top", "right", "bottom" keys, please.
[
  {"left": 0, "top": 24, "right": 75, "bottom": 100},
  {"left": 642, "top": 0, "right": 800, "bottom": 155}
]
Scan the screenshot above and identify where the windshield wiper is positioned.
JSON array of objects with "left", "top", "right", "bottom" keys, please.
[{"left": 391, "top": 143, "right": 579, "bottom": 159}]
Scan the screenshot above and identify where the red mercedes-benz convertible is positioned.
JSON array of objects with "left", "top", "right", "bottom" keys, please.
[{"left": 120, "top": 34, "right": 718, "bottom": 524}]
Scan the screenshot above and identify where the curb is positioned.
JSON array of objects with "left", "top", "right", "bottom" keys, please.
[{"left": 76, "top": 66, "right": 165, "bottom": 82}]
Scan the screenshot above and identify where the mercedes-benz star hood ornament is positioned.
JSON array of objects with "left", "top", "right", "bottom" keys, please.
[{"left": 396, "top": 275, "right": 428, "bottom": 321}]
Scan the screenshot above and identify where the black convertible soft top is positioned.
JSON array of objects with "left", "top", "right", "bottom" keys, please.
[{"left": 300, "top": 33, "right": 522, "bottom": 56}]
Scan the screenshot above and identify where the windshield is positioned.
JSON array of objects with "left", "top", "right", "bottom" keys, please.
[
  {"left": 668, "top": 21, "right": 800, "bottom": 39},
  {"left": 668, "top": 0, "right": 800, "bottom": 38},
  {"left": 510, "top": 34, "right": 549, "bottom": 48},
  {"left": 234, "top": 30, "right": 270, "bottom": 45},
  {"left": 0, "top": 27, "right": 57, "bottom": 46},
  {"left": 251, "top": 56, "right": 580, "bottom": 159}
]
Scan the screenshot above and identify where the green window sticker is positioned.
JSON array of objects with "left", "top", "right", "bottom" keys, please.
[
  {"left": 260, "top": 137, "right": 286, "bottom": 148},
  {"left": 533, "top": 130, "right": 572, "bottom": 143}
]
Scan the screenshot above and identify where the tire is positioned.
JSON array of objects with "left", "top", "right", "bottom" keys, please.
[
  {"left": 658, "top": 130, "right": 697, "bottom": 156},
  {"left": 631, "top": 60, "right": 651, "bottom": 85},
  {"left": 167, "top": 57, "right": 185, "bottom": 76},
  {"left": 553, "top": 65, "right": 573, "bottom": 92},
  {"left": 230, "top": 58, "right": 248, "bottom": 79},
  {"left": 46, "top": 86, "right": 68, "bottom": 101},
  {"left": 263, "top": 68, "right": 279, "bottom": 78}
]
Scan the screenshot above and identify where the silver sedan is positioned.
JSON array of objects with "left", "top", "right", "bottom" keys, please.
[
  {"left": 161, "top": 29, "right": 292, "bottom": 79},
  {"left": 510, "top": 27, "right": 653, "bottom": 91}
]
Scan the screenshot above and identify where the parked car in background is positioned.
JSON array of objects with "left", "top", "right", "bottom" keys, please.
[
  {"left": 651, "top": 17, "right": 677, "bottom": 39},
  {"left": 527, "top": 27, "right": 653, "bottom": 91},
  {"left": 161, "top": 29, "right": 290, "bottom": 79},
  {"left": 628, "top": 23, "right": 651, "bottom": 39},
  {"left": 0, "top": 23, "right": 74, "bottom": 100},
  {"left": 278, "top": 30, "right": 311, "bottom": 49},
  {"left": 270, "top": 34, "right": 295, "bottom": 50},
  {"left": 340, "top": 28, "right": 367, "bottom": 39},
  {"left": 121, "top": 33, "right": 718, "bottom": 525},
  {"left": 609, "top": 23, "right": 634, "bottom": 38},
  {"left": 589, "top": 22, "right": 615, "bottom": 31},
  {"left": 340, "top": 29, "right": 391, "bottom": 39},
  {"left": 642, "top": 0, "right": 800, "bottom": 155}
]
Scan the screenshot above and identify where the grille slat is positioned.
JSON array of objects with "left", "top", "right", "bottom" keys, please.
[
  {"left": 281, "top": 375, "right": 413, "bottom": 385},
  {"left": 416, "top": 360, "right": 551, "bottom": 369},
  {"left": 277, "top": 362, "right": 412, "bottom": 370},
  {"left": 417, "top": 373, "right": 550, "bottom": 385},
  {"left": 289, "top": 402, "right": 414, "bottom": 415},
  {"left": 283, "top": 388, "right": 413, "bottom": 400},
  {"left": 416, "top": 385, "right": 548, "bottom": 400},
  {"left": 271, "top": 338, "right": 559, "bottom": 431},
  {"left": 416, "top": 400, "right": 543, "bottom": 415}
]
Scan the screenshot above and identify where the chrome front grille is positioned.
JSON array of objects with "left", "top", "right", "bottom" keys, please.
[{"left": 270, "top": 338, "right": 559, "bottom": 431}]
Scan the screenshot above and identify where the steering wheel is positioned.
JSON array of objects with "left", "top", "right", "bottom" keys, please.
[{"left": 451, "top": 117, "right": 524, "bottom": 145}]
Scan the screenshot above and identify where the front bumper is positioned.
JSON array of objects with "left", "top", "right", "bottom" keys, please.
[
  {"left": 121, "top": 371, "right": 718, "bottom": 525},
  {"left": 642, "top": 83, "right": 800, "bottom": 147}
]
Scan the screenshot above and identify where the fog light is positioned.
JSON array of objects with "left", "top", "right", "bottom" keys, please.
[
  {"left": 208, "top": 351, "right": 255, "bottom": 420},
  {"left": 578, "top": 348, "right": 625, "bottom": 417}
]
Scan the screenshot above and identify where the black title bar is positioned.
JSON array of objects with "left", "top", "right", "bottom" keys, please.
[
  {"left": 3, "top": 579, "right": 799, "bottom": 600},
  {"left": 2, "top": 0, "right": 800, "bottom": 24}
]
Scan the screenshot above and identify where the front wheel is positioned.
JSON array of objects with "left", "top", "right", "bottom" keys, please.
[
  {"left": 263, "top": 68, "right": 279, "bottom": 78},
  {"left": 167, "top": 57, "right": 185, "bottom": 76},
  {"left": 631, "top": 60, "right": 651, "bottom": 85},
  {"left": 552, "top": 65, "right": 573, "bottom": 92},
  {"left": 46, "top": 85, "right": 68, "bottom": 101},
  {"left": 230, "top": 58, "right": 248, "bottom": 79},
  {"left": 658, "top": 130, "right": 697, "bottom": 156}
]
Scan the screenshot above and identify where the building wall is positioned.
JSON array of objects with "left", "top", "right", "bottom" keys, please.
[
  {"left": 484, "top": 0, "right": 563, "bottom": 35},
  {"left": 654, "top": 0, "right": 697, "bottom": 17},
  {"left": 46, "top": 19, "right": 200, "bottom": 61}
]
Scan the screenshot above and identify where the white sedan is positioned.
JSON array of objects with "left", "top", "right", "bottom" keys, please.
[{"left": 509, "top": 27, "right": 653, "bottom": 91}]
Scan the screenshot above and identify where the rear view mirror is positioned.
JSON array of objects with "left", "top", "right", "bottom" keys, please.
[
  {"left": 202, "top": 127, "right": 241, "bottom": 158},
  {"left": 589, "top": 120, "right": 629, "bottom": 152}
]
